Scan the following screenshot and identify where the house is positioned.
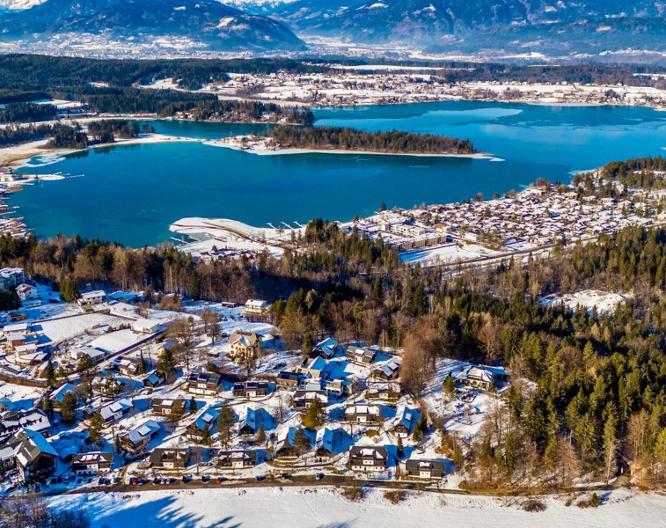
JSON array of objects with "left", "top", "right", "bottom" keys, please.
[
  {"left": 405, "top": 459, "right": 446, "bottom": 479},
  {"left": 457, "top": 365, "right": 508, "bottom": 390},
  {"left": 217, "top": 449, "right": 259, "bottom": 469},
  {"left": 186, "top": 406, "right": 220, "bottom": 442},
  {"left": 0, "top": 267, "right": 25, "bottom": 292},
  {"left": 70, "top": 345, "right": 106, "bottom": 364},
  {"left": 292, "top": 389, "right": 328, "bottom": 410},
  {"left": 151, "top": 397, "right": 186, "bottom": 419},
  {"left": 50, "top": 383, "right": 77, "bottom": 411},
  {"left": 149, "top": 448, "right": 190, "bottom": 470},
  {"left": 117, "top": 356, "right": 146, "bottom": 377},
  {"left": 301, "top": 356, "right": 327, "bottom": 379},
  {"left": 325, "top": 379, "right": 348, "bottom": 399},
  {"left": 14, "top": 429, "right": 58, "bottom": 482},
  {"left": 232, "top": 381, "right": 271, "bottom": 399},
  {"left": 16, "top": 283, "right": 39, "bottom": 303},
  {"left": 99, "top": 399, "right": 132, "bottom": 425},
  {"left": 275, "top": 427, "right": 316, "bottom": 460},
  {"left": 143, "top": 370, "right": 165, "bottom": 388},
  {"left": 91, "top": 375, "right": 124, "bottom": 397},
  {"left": 238, "top": 407, "right": 274, "bottom": 436},
  {"left": 348, "top": 446, "right": 388, "bottom": 472},
  {"left": 276, "top": 370, "right": 302, "bottom": 390},
  {"left": 228, "top": 331, "right": 262, "bottom": 365},
  {"left": 346, "top": 346, "right": 376, "bottom": 365},
  {"left": 78, "top": 290, "right": 106, "bottom": 306},
  {"left": 366, "top": 382, "right": 401, "bottom": 402},
  {"left": 312, "top": 337, "right": 343, "bottom": 359},
  {"left": 121, "top": 420, "right": 160, "bottom": 456},
  {"left": 71, "top": 451, "right": 113, "bottom": 475},
  {"left": 315, "top": 428, "right": 350, "bottom": 462},
  {"left": 0, "top": 409, "right": 51, "bottom": 443},
  {"left": 372, "top": 357, "right": 401, "bottom": 380},
  {"left": 243, "top": 299, "right": 271, "bottom": 317},
  {"left": 393, "top": 408, "right": 420, "bottom": 438},
  {"left": 344, "top": 404, "right": 382, "bottom": 424},
  {"left": 130, "top": 318, "right": 164, "bottom": 334},
  {"left": 186, "top": 370, "right": 220, "bottom": 396}
]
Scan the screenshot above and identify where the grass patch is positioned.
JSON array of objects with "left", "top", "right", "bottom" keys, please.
[
  {"left": 340, "top": 487, "right": 367, "bottom": 502},
  {"left": 521, "top": 499, "right": 546, "bottom": 512},
  {"left": 383, "top": 490, "right": 408, "bottom": 504}
]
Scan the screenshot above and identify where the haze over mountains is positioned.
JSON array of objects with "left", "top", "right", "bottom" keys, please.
[{"left": 0, "top": 0, "right": 664, "bottom": 58}]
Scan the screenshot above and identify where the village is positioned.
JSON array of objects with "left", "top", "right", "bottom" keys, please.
[
  {"left": 186, "top": 66, "right": 666, "bottom": 109},
  {"left": 0, "top": 265, "right": 511, "bottom": 495}
]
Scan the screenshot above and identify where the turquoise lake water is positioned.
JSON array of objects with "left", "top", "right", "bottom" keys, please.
[{"left": 13, "top": 100, "right": 666, "bottom": 246}]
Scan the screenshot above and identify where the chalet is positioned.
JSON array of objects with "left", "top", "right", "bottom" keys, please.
[
  {"left": 149, "top": 448, "right": 190, "bottom": 470},
  {"left": 393, "top": 408, "right": 420, "bottom": 438},
  {"left": 366, "top": 381, "right": 401, "bottom": 402},
  {"left": 372, "top": 358, "right": 401, "bottom": 380},
  {"left": 143, "top": 370, "right": 165, "bottom": 388},
  {"left": 325, "top": 379, "right": 348, "bottom": 399},
  {"left": 71, "top": 451, "right": 113, "bottom": 475},
  {"left": 14, "top": 429, "right": 58, "bottom": 482},
  {"left": 100, "top": 399, "right": 132, "bottom": 425},
  {"left": 78, "top": 290, "right": 106, "bottom": 306},
  {"left": 238, "top": 407, "right": 274, "bottom": 436},
  {"left": 232, "top": 381, "right": 271, "bottom": 399},
  {"left": 186, "top": 406, "right": 219, "bottom": 442},
  {"left": 346, "top": 346, "right": 376, "bottom": 365},
  {"left": 275, "top": 427, "right": 316, "bottom": 460},
  {"left": 311, "top": 337, "right": 343, "bottom": 359},
  {"left": 344, "top": 404, "right": 382, "bottom": 424},
  {"left": 243, "top": 299, "right": 271, "bottom": 317},
  {"left": 50, "top": 383, "right": 77, "bottom": 411},
  {"left": 301, "top": 356, "right": 327, "bottom": 379},
  {"left": 151, "top": 397, "right": 186, "bottom": 419},
  {"left": 405, "top": 459, "right": 446, "bottom": 480},
  {"left": 91, "top": 375, "right": 124, "bottom": 397},
  {"left": 292, "top": 389, "right": 328, "bottom": 410},
  {"left": 456, "top": 365, "right": 508, "bottom": 390},
  {"left": 186, "top": 370, "right": 220, "bottom": 396},
  {"left": 228, "top": 331, "right": 262, "bottom": 364},
  {"left": 0, "top": 267, "right": 25, "bottom": 292},
  {"left": 117, "top": 356, "right": 145, "bottom": 377},
  {"left": 0, "top": 409, "right": 51, "bottom": 443},
  {"left": 348, "top": 446, "right": 388, "bottom": 472},
  {"left": 315, "top": 427, "right": 350, "bottom": 462},
  {"left": 276, "top": 370, "right": 302, "bottom": 389},
  {"left": 121, "top": 420, "right": 160, "bottom": 456},
  {"left": 217, "top": 449, "right": 259, "bottom": 469}
]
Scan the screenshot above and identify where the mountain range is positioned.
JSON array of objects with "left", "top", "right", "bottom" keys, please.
[{"left": 0, "top": 0, "right": 665, "bottom": 57}]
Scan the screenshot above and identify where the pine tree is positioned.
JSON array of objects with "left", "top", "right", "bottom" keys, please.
[
  {"left": 256, "top": 425, "right": 266, "bottom": 445},
  {"left": 44, "top": 360, "right": 56, "bottom": 388},
  {"left": 88, "top": 412, "right": 104, "bottom": 446},
  {"left": 59, "top": 392, "right": 77, "bottom": 424},
  {"left": 188, "top": 397, "right": 197, "bottom": 414},
  {"left": 217, "top": 403, "right": 234, "bottom": 447},
  {"left": 301, "top": 398, "right": 325, "bottom": 429}
]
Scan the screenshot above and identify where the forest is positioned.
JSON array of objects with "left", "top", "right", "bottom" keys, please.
[{"left": 267, "top": 126, "right": 475, "bottom": 154}]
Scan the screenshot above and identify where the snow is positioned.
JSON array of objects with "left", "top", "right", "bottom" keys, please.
[
  {"left": 39, "top": 313, "right": 127, "bottom": 344},
  {"left": 0, "top": 0, "right": 46, "bottom": 9},
  {"left": 87, "top": 329, "right": 150, "bottom": 354},
  {"left": 50, "top": 487, "right": 666, "bottom": 528},
  {"left": 539, "top": 290, "right": 628, "bottom": 315}
]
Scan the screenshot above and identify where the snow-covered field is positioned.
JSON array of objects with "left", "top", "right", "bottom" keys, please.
[
  {"left": 539, "top": 290, "right": 628, "bottom": 315},
  {"left": 51, "top": 487, "right": 666, "bottom": 528}
]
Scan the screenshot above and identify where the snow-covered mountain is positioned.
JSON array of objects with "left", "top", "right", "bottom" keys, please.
[
  {"left": 0, "top": 0, "right": 306, "bottom": 52},
  {"left": 0, "top": 0, "right": 47, "bottom": 9},
  {"left": 270, "top": 0, "right": 666, "bottom": 54}
]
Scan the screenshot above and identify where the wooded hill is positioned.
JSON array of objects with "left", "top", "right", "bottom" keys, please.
[{"left": 267, "top": 126, "right": 475, "bottom": 155}]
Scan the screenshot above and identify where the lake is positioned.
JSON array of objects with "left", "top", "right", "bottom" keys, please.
[{"left": 13, "top": 101, "right": 666, "bottom": 246}]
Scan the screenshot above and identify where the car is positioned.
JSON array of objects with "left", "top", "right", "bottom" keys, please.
[
  {"left": 256, "top": 475, "right": 266, "bottom": 481},
  {"left": 216, "top": 476, "right": 228, "bottom": 484},
  {"left": 153, "top": 478, "right": 162, "bottom": 485},
  {"left": 129, "top": 477, "right": 139, "bottom": 486},
  {"left": 280, "top": 473, "right": 292, "bottom": 480},
  {"left": 201, "top": 475, "right": 210, "bottom": 482},
  {"left": 168, "top": 477, "right": 177, "bottom": 484},
  {"left": 182, "top": 475, "right": 192, "bottom": 483},
  {"left": 315, "top": 473, "right": 325, "bottom": 481}
]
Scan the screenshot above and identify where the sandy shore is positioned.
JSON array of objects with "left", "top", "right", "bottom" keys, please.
[{"left": 0, "top": 133, "right": 198, "bottom": 169}]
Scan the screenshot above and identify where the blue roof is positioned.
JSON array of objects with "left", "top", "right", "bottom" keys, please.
[
  {"left": 318, "top": 428, "right": 350, "bottom": 454},
  {"left": 286, "top": 426, "right": 316, "bottom": 446},
  {"left": 399, "top": 408, "right": 420, "bottom": 433},
  {"left": 243, "top": 408, "right": 274, "bottom": 432}
]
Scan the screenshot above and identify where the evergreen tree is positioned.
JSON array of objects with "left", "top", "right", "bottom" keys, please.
[
  {"left": 88, "top": 412, "right": 104, "bottom": 446},
  {"left": 301, "top": 398, "right": 325, "bottom": 429},
  {"left": 59, "top": 392, "right": 77, "bottom": 424}
]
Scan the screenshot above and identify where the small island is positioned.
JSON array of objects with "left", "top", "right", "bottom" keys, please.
[{"left": 213, "top": 125, "right": 477, "bottom": 157}]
